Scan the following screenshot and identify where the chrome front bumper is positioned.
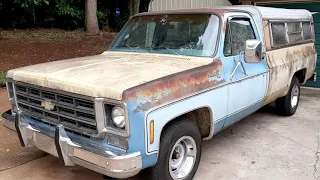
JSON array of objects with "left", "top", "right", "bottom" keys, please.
[{"left": 1, "top": 110, "right": 142, "bottom": 179}]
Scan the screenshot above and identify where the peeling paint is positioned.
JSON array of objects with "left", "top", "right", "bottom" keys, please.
[
  {"left": 7, "top": 51, "right": 214, "bottom": 100},
  {"left": 122, "top": 59, "right": 225, "bottom": 112},
  {"left": 264, "top": 43, "right": 316, "bottom": 105}
]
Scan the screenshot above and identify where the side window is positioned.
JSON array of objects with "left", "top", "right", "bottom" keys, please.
[
  {"left": 287, "top": 22, "right": 303, "bottom": 44},
  {"left": 302, "top": 22, "right": 312, "bottom": 40},
  {"left": 271, "top": 23, "right": 287, "bottom": 47},
  {"left": 224, "top": 18, "right": 256, "bottom": 57}
]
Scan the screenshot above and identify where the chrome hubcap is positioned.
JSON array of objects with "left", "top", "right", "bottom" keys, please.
[
  {"left": 291, "top": 84, "right": 299, "bottom": 108},
  {"left": 169, "top": 136, "right": 197, "bottom": 179}
]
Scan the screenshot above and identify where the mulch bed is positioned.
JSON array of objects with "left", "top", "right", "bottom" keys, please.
[{"left": 0, "top": 29, "right": 117, "bottom": 77}]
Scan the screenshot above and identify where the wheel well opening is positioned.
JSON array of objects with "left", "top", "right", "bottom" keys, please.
[
  {"left": 163, "top": 107, "right": 212, "bottom": 138},
  {"left": 294, "top": 69, "right": 306, "bottom": 84}
]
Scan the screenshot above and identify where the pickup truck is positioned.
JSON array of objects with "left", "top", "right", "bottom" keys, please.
[{"left": 1, "top": 6, "right": 317, "bottom": 180}]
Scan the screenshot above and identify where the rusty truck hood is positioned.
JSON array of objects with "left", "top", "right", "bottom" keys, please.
[{"left": 7, "top": 51, "right": 213, "bottom": 100}]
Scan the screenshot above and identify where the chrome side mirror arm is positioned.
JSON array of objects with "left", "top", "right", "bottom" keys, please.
[{"left": 230, "top": 51, "right": 247, "bottom": 80}]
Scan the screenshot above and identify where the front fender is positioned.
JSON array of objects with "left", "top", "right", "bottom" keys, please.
[{"left": 143, "top": 85, "right": 229, "bottom": 157}]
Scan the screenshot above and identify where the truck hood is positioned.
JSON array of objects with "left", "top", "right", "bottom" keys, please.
[{"left": 7, "top": 51, "right": 213, "bottom": 100}]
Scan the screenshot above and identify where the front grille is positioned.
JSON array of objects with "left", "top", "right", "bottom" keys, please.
[{"left": 15, "top": 83, "right": 97, "bottom": 136}]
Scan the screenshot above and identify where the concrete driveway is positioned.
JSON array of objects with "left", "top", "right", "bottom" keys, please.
[{"left": 0, "top": 88, "right": 319, "bottom": 180}]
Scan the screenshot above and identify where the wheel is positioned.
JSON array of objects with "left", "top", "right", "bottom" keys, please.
[
  {"left": 276, "top": 76, "right": 300, "bottom": 116},
  {"left": 147, "top": 118, "right": 202, "bottom": 180}
]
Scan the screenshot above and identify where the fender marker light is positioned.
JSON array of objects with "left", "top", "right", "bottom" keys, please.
[{"left": 150, "top": 120, "right": 154, "bottom": 144}]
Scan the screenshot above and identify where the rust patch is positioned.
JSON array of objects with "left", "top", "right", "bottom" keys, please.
[
  {"left": 223, "top": 19, "right": 228, "bottom": 33},
  {"left": 135, "top": 8, "right": 255, "bottom": 19},
  {"left": 263, "top": 21, "right": 272, "bottom": 51},
  {"left": 123, "top": 59, "right": 225, "bottom": 112},
  {"left": 136, "top": 8, "right": 231, "bottom": 17}
]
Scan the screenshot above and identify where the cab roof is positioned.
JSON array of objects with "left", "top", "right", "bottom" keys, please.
[{"left": 135, "top": 5, "right": 313, "bottom": 21}]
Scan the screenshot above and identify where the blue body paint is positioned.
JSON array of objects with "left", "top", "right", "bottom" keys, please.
[{"left": 132, "top": 12, "right": 270, "bottom": 168}]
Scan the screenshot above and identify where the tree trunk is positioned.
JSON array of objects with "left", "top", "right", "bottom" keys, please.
[
  {"left": 129, "top": 0, "right": 140, "bottom": 17},
  {"left": 134, "top": 0, "right": 140, "bottom": 14},
  {"left": 85, "top": 0, "right": 100, "bottom": 36}
]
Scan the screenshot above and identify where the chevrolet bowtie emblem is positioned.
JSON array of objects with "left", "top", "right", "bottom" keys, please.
[{"left": 41, "top": 100, "right": 55, "bottom": 111}]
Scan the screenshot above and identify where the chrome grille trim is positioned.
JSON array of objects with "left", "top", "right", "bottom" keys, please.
[{"left": 14, "top": 82, "right": 97, "bottom": 136}]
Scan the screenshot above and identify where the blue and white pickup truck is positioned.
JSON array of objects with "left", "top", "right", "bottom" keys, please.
[{"left": 1, "top": 6, "right": 317, "bottom": 180}]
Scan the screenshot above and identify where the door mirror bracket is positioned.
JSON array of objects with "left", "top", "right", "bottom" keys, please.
[{"left": 230, "top": 52, "right": 248, "bottom": 80}]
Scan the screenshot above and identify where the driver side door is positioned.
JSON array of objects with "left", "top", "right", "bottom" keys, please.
[{"left": 221, "top": 13, "right": 269, "bottom": 128}]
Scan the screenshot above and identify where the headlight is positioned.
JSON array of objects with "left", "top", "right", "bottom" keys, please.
[{"left": 111, "top": 106, "right": 125, "bottom": 128}]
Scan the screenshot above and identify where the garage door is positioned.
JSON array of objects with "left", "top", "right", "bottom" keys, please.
[{"left": 261, "top": 2, "right": 320, "bottom": 88}]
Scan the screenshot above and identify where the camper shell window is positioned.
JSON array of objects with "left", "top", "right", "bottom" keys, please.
[
  {"left": 271, "top": 23, "right": 287, "bottom": 47},
  {"left": 270, "top": 21, "right": 313, "bottom": 48},
  {"left": 302, "top": 22, "right": 312, "bottom": 40},
  {"left": 287, "top": 22, "right": 303, "bottom": 43}
]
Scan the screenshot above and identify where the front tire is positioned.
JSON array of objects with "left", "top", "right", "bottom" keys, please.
[
  {"left": 148, "top": 118, "right": 202, "bottom": 180},
  {"left": 276, "top": 76, "right": 300, "bottom": 116}
]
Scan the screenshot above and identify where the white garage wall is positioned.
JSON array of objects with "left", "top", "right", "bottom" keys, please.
[{"left": 149, "top": 0, "right": 231, "bottom": 11}]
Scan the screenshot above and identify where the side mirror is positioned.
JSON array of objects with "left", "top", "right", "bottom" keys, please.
[{"left": 245, "top": 40, "right": 262, "bottom": 63}]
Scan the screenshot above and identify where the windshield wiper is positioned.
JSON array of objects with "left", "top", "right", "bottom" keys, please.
[
  {"left": 165, "top": 47, "right": 181, "bottom": 56},
  {"left": 117, "top": 44, "right": 138, "bottom": 52},
  {"left": 152, "top": 46, "right": 181, "bottom": 56}
]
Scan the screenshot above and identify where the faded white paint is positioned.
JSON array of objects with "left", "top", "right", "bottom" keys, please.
[
  {"left": 256, "top": 6, "right": 312, "bottom": 20},
  {"left": 221, "top": 5, "right": 313, "bottom": 21},
  {"left": 7, "top": 52, "right": 213, "bottom": 100},
  {"left": 264, "top": 43, "right": 317, "bottom": 104},
  {"left": 149, "top": 0, "right": 231, "bottom": 11}
]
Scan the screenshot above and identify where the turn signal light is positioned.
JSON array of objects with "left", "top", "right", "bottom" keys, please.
[{"left": 150, "top": 120, "right": 154, "bottom": 144}]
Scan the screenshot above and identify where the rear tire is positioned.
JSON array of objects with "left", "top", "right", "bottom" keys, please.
[
  {"left": 275, "top": 76, "right": 300, "bottom": 116},
  {"left": 147, "top": 118, "right": 202, "bottom": 180}
]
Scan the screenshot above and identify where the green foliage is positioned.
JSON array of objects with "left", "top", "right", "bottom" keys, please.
[
  {"left": 55, "top": 0, "right": 84, "bottom": 27},
  {"left": 14, "top": 0, "right": 49, "bottom": 8},
  {"left": 56, "top": 1, "right": 81, "bottom": 18},
  {"left": 97, "top": 8, "right": 110, "bottom": 29},
  {"left": 0, "top": 0, "right": 152, "bottom": 30},
  {"left": 1, "top": 0, "right": 86, "bottom": 29},
  {"left": 14, "top": 0, "right": 50, "bottom": 23},
  {"left": 0, "top": 73, "right": 5, "bottom": 85}
]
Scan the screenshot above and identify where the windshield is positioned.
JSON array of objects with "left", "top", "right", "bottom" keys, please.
[{"left": 109, "top": 14, "right": 220, "bottom": 57}]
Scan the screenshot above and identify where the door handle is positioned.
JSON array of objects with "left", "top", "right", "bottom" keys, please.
[{"left": 230, "top": 52, "right": 247, "bottom": 80}]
